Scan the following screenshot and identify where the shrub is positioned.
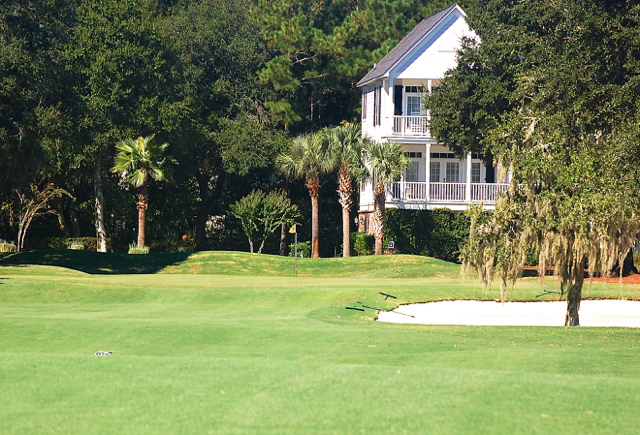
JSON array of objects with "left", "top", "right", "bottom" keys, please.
[
  {"left": 288, "top": 241, "right": 311, "bottom": 258},
  {"left": 353, "top": 233, "right": 374, "bottom": 256},
  {"left": 149, "top": 237, "right": 194, "bottom": 254},
  {"left": 67, "top": 239, "right": 85, "bottom": 250},
  {"left": 48, "top": 237, "right": 110, "bottom": 252},
  {"left": 0, "top": 239, "right": 17, "bottom": 253},
  {"left": 384, "top": 209, "right": 482, "bottom": 263},
  {"left": 128, "top": 243, "right": 150, "bottom": 255},
  {"left": 231, "top": 189, "right": 299, "bottom": 254}
]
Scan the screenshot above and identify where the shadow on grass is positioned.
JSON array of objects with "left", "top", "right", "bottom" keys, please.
[{"left": 0, "top": 250, "right": 192, "bottom": 275}]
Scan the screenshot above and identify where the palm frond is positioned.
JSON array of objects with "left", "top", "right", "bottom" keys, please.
[
  {"left": 364, "top": 140, "right": 410, "bottom": 185},
  {"left": 111, "top": 135, "right": 170, "bottom": 187},
  {"left": 130, "top": 170, "right": 146, "bottom": 187},
  {"left": 276, "top": 131, "right": 335, "bottom": 180}
]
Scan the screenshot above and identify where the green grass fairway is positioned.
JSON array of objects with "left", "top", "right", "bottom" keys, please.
[{"left": 1, "top": 251, "right": 640, "bottom": 434}]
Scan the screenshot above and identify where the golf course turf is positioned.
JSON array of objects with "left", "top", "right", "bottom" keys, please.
[{"left": 1, "top": 251, "right": 639, "bottom": 434}]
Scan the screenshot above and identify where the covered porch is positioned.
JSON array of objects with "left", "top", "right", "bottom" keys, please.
[
  {"left": 359, "top": 142, "right": 510, "bottom": 212},
  {"left": 390, "top": 181, "right": 509, "bottom": 204}
]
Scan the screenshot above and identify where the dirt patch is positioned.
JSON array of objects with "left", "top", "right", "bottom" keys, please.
[
  {"left": 523, "top": 266, "right": 640, "bottom": 285},
  {"left": 589, "top": 273, "right": 640, "bottom": 285}
]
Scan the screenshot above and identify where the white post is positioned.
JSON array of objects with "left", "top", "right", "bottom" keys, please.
[
  {"left": 426, "top": 80, "right": 432, "bottom": 137},
  {"left": 426, "top": 143, "right": 431, "bottom": 203},
  {"left": 388, "top": 78, "right": 393, "bottom": 134},
  {"left": 384, "top": 78, "right": 390, "bottom": 137},
  {"left": 465, "top": 152, "right": 472, "bottom": 203}
]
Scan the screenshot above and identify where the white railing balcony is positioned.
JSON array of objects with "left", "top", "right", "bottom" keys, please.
[
  {"left": 471, "top": 183, "right": 509, "bottom": 202},
  {"left": 393, "top": 116, "right": 428, "bottom": 136},
  {"left": 430, "top": 182, "right": 466, "bottom": 202},
  {"left": 389, "top": 182, "right": 510, "bottom": 204},
  {"left": 390, "top": 182, "right": 428, "bottom": 201}
]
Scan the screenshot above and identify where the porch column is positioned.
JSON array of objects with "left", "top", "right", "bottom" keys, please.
[
  {"left": 427, "top": 80, "right": 432, "bottom": 137},
  {"left": 384, "top": 78, "right": 391, "bottom": 137},
  {"left": 425, "top": 143, "right": 431, "bottom": 202},
  {"left": 465, "top": 152, "right": 472, "bottom": 202},
  {"left": 400, "top": 167, "right": 404, "bottom": 201}
]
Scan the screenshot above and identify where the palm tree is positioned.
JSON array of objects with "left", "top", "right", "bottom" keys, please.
[
  {"left": 111, "top": 135, "right": 169, "bottom": 247},
  {"left": 364, "top": 141, "right": 410, "bottom": 255},
  {"left": 329, "top": 123, "right": 369, "bottom": 257},
  {"left": 276, "top": 131, "right": 334, "bottom": 258}
]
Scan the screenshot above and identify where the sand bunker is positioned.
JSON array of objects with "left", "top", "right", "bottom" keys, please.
[{"left": 377, "top": 300, "right": 640, "bottom": 328}]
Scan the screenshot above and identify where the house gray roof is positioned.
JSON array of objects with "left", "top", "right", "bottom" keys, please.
[{"left": 356, "top": 4, "right": 460, "bottom": 87}]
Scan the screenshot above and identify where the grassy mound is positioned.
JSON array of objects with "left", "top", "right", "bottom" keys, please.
[{"left": 0, "top": 249, "right": 461, "bottom": 278}]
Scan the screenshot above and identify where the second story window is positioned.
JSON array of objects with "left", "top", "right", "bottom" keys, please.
[
  {"left": 362, "top": 92, "right": 368, "bottom": 120},
  {"left": 405, "top": 86, "right": 425, "bottom": 117},
  {"left": 373, "top": 86, "right": 382, "bottom": 126},
  {"left": 407, "top": 96, "right": 422, "bottom": 116}
]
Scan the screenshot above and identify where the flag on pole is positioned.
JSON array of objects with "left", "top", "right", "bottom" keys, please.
[{"left": 289, "top": 224, "right": 296, "bottom": 234}]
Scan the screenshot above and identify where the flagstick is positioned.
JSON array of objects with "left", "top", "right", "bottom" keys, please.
[{"left": 294, "top": 229, "right": 297, "bottom": 278}]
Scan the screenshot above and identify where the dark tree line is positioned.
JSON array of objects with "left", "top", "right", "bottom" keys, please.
[{"left": 1, "top": 0, "right": 458, "bottom": 254}]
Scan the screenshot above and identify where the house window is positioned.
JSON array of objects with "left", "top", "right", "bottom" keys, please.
[
  {"left": 446, "top": 162, "right": 459, "bottom": 183},
  {"left": 404, "top": 152, "right": 422, "bottom": 158},
  {"left": 431, "top": 152, "right": 456, "bottom": 159},
  {"left": 471, "top": 162, "right": 481, "bottom": 183},
  {"left": 405, "top": 161, "right": 419, "bottom": 182},
  {"left": 430, "top": 161, "right": 440, "bottom": 182},
  {"left": 406, "top": 96, "right": 422, "bottom": 116},
  {"left": 362, "top": 92, "right": 367, "bottom": 120},
  {"left": 373, "top": 86, "right": 382, "bottom": 126}
]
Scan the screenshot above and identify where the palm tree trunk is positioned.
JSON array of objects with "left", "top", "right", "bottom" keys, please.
[
  {"left": 306, "top": 176, "right": 321, "bottom": 258},
  {"left": 311, "top": 192, "right": 320, "bottom": 258},
  {"left": 137, "top": 184, "right": 149, "bottom": 247},
  {"left": 337, "top": 164, "right": 353, "bottom": 257},
  {"left": 373, "top": 182, "right": 385, "bottom": 255},
  {"left": 342, "top": 207, "right": 351, "bottom": 257},
  {"left": 94, "top": 162, "right": 108, "bottom": 252}
]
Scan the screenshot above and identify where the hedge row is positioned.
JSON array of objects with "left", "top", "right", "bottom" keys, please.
[
  {"left": 384, "top": 209, "right": 488, "bottom": 263},
  {"left": 47, "top": 237, "right": 111, "bottom": 252}
]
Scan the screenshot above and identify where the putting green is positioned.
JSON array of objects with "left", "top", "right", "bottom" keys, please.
[{"left": 1, "top": 256, "right": 640, "bottom": 434}]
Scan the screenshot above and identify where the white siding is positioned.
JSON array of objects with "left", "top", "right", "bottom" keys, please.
[
  {"left": 361, "top": 88, "right": 374, "bottom": 136},
  {"left": 361, "top": 81, "right": 392, "bottom": 142},
  {"left": 393, "top": 12, "right": 475, "bottom": 81}
]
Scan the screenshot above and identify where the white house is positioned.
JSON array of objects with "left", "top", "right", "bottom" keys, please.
[{"left": 357, "top": 4, "right": 509, "bottom": 230}]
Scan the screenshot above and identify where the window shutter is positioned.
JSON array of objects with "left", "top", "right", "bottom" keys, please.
[{"left": 394, "top": 85, "right": 403, "bottom": 116}]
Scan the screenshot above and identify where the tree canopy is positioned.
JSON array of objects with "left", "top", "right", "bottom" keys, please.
[{"left": 431, "top": 0, "right": 640, "bottom": 325}]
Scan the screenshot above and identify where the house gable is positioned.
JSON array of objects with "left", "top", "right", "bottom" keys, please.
[
  {"left": 391, "top": 9, "right": 471, "bottom": 80},
  {"left": 356, "top": 4, "right": 473, "bottom": 87}
]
